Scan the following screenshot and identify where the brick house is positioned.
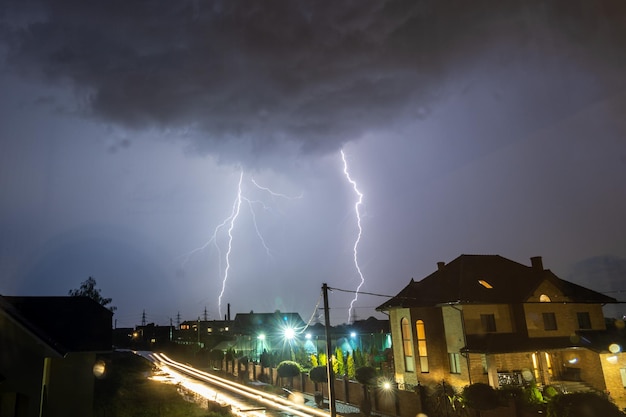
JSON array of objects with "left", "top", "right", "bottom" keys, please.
[
  {"left": 0, "top": 295, "right": 112, "bottom": 417},
  {"left": 377, "top": 255, "right": 626, "bottom": 408}
]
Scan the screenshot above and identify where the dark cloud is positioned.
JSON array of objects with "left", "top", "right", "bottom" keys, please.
[
  {"left": 2, "top": 0, "right": 626, "bottom": 164},
  {"left": 566, "top": 255, "right": 626, "bottom": 319}
]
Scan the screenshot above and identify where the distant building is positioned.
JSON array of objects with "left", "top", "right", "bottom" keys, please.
[
  {"left": 377, "top": 255, "right": 626, "bottom": 408},
  {"left": 176, "top": 319, "right": 232, "bottom": 349},
  {"left": 0, "top": 295, "right": 112, "bottom": 417}
]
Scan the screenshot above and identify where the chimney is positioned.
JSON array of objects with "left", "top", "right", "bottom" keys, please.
[
  {"left": 227, "top": 303, "right": 231, "bottom": 321},
  {"left": 530, "top": 256, "right": 544, "bottom": 271},
  {"left": 437, "top": 261, "right": 445, "bottom": 271}
]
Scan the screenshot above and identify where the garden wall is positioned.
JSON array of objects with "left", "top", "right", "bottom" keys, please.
[{"left": 223, "top": 358, "right": 518, "bottom": 417}]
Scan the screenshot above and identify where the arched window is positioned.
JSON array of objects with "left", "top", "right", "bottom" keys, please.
[
  {"left": 401, "top": 318, "right": 414, "bottom": 372},
  {"left": 416, "top": 320, "right": 429, "bottom": 372}
]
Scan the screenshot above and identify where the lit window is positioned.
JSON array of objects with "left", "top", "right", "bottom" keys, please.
[
  {"left": 401, "top": 318, "right": 414, "bottom": 372},
  {"left": 539, "top": 294, "right": 551, "bottom": 302},
  {"left": 481, "top": 314, "right": 497, "bottom": 332},
  {"left": 543, "top": 312, "right": 557, "bottom": 331},
  {"left": 478, "top": 280, "right": 493, "bottom": 289},
  {"left": 416, "top": 320, "right": 429, "bottom": 373}
]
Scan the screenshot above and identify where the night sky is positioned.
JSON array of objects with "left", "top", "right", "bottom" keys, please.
[{"left": 1, "top": 0, "right": 625, "bottom": 327}]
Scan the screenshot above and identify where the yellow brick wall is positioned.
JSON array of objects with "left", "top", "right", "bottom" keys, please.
[
  {"left": 528, "top": 280, "right": 571, "bottom": 303},
  {"left": 525, "top": 303, "right": 606, "bottom": 338},
  {"left": 600, "top": 352, "right": 626, "bottom": 410},
  {"left": 462, "top": 304, "right": 514, "bottom": 334},
  {"left": 389, "top": 308, "right": 418, "bottom": 387}
]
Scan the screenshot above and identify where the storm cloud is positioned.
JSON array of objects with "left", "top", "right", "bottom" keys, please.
[{"left": 2, "top": 0, "right": 625, "bottom": 164}]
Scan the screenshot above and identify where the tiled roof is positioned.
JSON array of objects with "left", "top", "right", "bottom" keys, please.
[
  {"left": 0, "top": 295, "right": 113, "bottom": 356},
  {"left": 377, "top": 254, "right": 616, "bottom": 310}
]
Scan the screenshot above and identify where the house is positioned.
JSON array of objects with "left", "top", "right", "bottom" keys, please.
[
  {"left": 176, "top": 319, "right": 232, "bottom": 349},
  {"left": 377, "top": 255, "right": 626, "bottom": 408},
  {"left": 0, "top": 295, "right": 112, "bottom": 417}
]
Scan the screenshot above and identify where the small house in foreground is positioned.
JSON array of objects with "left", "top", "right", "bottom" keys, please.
[{"left": 0, "top": 295, "right": 112, "bottom": 417}]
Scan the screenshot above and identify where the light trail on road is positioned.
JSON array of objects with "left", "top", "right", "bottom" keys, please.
[{"left": 145, "top": 352, "right": 332, "bottom": 417}]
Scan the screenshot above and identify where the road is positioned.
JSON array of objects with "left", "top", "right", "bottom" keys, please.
[{"left": 141, "top": 352, "right": 335, "bottom": 417}]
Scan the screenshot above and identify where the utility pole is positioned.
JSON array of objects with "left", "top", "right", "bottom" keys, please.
[{"left": 322, "top": 283, "right": 337, "bottom": 417}]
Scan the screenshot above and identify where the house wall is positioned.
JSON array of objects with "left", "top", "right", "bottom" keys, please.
[
  {"left": 0, "top": 313, "right": 50, "bottom": 417},
  {"left": 389, "top": 308, "right": 415, "bottom": 386},
  {"left": 46, "top": 352, "right": 97, "bottom": 417},
  {"left": 441, "top": 306, "right": 472, "bottom": 387},
  {"left": 390, "top": 307, "right": 455, "bottom": 388},
  {"left": 462, "top": 304, "right": 514, "bottom": 334},
  {"left": 0, "top": 313, "right": 100, "bottom": 417},
  {"left": 527, "top": 280, "right": 570, "bottom": 303},
  {"left": 467, "top": 353, "right": 489, "bottom": 385},
  {"left": 524, "top": 303, "right": 605, "bottom": 338},
  {"left": 599, "top": 352, "right": 626, "bottom": 410}
]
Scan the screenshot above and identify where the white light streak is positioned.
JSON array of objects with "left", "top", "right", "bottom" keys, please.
[
  {"left": 148, "top": 353, "right": 328, "bottom": 417},
  {"left": 341, "top": 149, "right": 365, "bottom": 324}
]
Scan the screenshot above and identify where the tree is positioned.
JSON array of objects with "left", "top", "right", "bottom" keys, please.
[
  {"left": 69, "top": 277, "right": 116, "bottom": 312},
  {"left": 355, "top": 366, "right": 377, "bottom": 417},
  {"left": 276, "top": 360, "right": 301, "bottom": 388},
  {"left": 309, "top": 366, "right": 328, "bottom": 406}
]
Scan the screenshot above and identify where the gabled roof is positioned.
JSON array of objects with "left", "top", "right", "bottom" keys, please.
[
  {"left": 232, "top": 311, "right": 306, "bottom": 335},
  {"left": 0, "top": 295, "right": 113, "bottom": 356},
  {"left": 377, "top": 254, "right": 616, "bottom": 310}
]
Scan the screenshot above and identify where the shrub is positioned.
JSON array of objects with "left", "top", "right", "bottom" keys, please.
[
  {"left": 277, "top": 361, "right": 302, "bottom": 378},
  {"left": 542, "top": 385, "right": 560, "bottom": 401},
  {"left": 309, "top": 366, "right": 328, "bottom": 384},
  {"left": 547, "top": 392, "right": 625, "bottom": 417},
  {"left": 461, "top": 383, "right": 500, "bottom": 410},
  {"left": 523, "top": 384, "right": 544, "bottom": 406},
  {"left": 355, "top": 366, "right": 377, "bottom": 386}
]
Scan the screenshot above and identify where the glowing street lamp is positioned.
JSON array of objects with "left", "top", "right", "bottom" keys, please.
[{"left": 284, "top": 327, "right": 295, "bottom": 340}]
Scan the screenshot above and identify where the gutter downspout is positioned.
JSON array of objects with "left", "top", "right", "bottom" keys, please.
[{"left": 40, "top": 357, "right": 51, "bottom": 417}]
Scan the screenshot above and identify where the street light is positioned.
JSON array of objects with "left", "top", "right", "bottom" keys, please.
[
  {"left": 284, "top": 327, "right": 295, "bottom": 340},
  {"left": 284, "top": 327, "right": 295, "bottom": 360}
]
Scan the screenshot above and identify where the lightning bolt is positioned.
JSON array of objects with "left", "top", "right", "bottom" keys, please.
[
  {"left": 341, "top": 150, "right": 365, "bottom": 324},
  {"left": 217, "top": 171, "right": 244, "bottom": 319},
  {"left": 179, "top": 171, "right": 301, "bottom": 319}
]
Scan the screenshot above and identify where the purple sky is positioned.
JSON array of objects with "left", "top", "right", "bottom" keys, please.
[{"left": 1, "top": 0, "right": 625, "bottom": 326}]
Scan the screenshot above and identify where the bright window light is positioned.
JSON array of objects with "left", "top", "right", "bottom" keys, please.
[{"left": 478, "top": 280, "right": 493, "bottom": 289}]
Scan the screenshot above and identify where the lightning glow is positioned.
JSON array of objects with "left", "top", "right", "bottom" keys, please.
[
  {"left": 179, "top": 171, "right": 300, "bottom": 320},
  {"left": 341, "top": 149, "right": 365, "bottom": 324}
]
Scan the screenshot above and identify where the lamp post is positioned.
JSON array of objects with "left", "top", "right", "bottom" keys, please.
[
  {"left": 322, "top": 283, "right": 337, "bottom": 417},
  {"left": 257, "top": 334, "right": 265, "bottom": 362}
]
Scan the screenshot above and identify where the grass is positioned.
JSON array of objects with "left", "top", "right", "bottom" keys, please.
[{"left": 94, "top": 351, "right": 228, "bottom": 417}]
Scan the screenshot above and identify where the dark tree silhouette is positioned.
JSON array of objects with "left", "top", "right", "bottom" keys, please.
[{"left": 69, "top": 276, "right": 117, "bottom": 312}]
